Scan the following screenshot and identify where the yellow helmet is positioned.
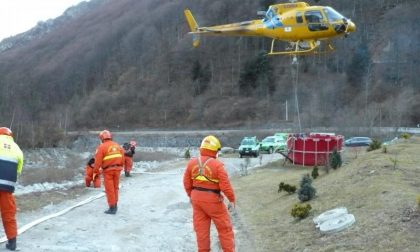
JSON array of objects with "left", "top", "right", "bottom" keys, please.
[{"left": 200, "top": 135, "right": 221, "bottom": 151}]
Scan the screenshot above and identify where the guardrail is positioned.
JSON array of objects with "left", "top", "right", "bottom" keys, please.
[{"left": 66, "top": 127, "right": 420, "bottom": 136}]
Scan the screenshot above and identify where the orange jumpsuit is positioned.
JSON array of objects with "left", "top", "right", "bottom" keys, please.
[
  {"left": 124, "top": 157, "right": 133, "bottom": 173},
  {"left": 94, "top": 140, "right": 124, "bottom": 208},
  {"left": 85, "top": 163, "right": 101, "bottom": 188},
  {"left": 123, "top": 143, "right": 135, "bottom": 175},
  {"left": 183, "top": 149, "right": 236, "bottom": 252},
  {"left": 0, "top": 193, "right": 17, "bottom": 240},
  {"left": 0, "top": 135, "right": 23, "bottom": 242}
]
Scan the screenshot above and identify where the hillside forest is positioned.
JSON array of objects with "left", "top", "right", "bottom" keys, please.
[{"left": 0, "top": 0, "right": 419, "bottom": 147}]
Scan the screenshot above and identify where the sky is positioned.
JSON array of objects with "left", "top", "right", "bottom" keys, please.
[{"left": 0, "top": 0, "right": 87, "bottom": 41}]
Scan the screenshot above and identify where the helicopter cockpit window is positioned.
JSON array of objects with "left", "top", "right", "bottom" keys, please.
[
  {"left": 296, "top": 12, "right": 303, "bottom": 23},
  {"left": 265, "top": 7, "right": 276, "bottom": 21},
  {"left": 324, "top": 7, "right": 345, "bottom": 23},
  {"left": 305, "top": 10, "right": 328, "bottom": 31}
]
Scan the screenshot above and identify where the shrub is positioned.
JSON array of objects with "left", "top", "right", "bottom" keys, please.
[
  {"left": 400, "top": 133, "right": 411, "bottom": 140},
  {"left": 382, "top": 145, "right": 387, "bottom": 153},
  {"left": 367, "top": 139, "right": 382, "bottom": 152},
  {"left": 278, "top": 182, "right": 297, "bottom": 194},
  {"left": 298, "top": 174, "right": 316, "bottom": 202},
  {"left": 300, "top": 174, "right": 312, "bottom": 187},
  {"left": 329, "top": 150, "right": 342, "bottom": 170},
  {"left": 184, "top": 149, "right": 191, "bottom": 159},
  {"left": 311, "top": 166, "right": 319, "bottom": 179},
  {"left": 290, "top": 203, "right": 312, "bottom": 219}
]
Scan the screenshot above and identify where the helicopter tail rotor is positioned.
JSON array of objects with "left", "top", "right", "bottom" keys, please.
[{"left": 184, "top": 9, "right": 201, "bottom": 47}]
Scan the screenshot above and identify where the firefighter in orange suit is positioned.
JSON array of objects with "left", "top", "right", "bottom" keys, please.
[
  {"left": 122, "top": 140, "right": 136, "bottom": 177},
  {"left": 84, "top": 158, "right": 100, "bottom": 188},
  {"left": 0, "top": 127, "right": 23, "bottom": 251},
  {"left": 183, "top": 135, "right": 236, "bottom": 252},
  {"left": 93, "top": 130, "right": 124, "bottom": 214}
]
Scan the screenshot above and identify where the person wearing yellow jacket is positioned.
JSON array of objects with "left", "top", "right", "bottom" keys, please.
[{"left": 0, "top": 127, "right": 23, "bottom": 251}]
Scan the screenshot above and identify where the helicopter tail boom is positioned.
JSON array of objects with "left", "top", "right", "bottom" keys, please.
[{"left": 184, "top": 9, "right": 200, "bottom": 47}]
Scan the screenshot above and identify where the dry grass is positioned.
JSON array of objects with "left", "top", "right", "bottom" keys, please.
[
  {"left": 16, "top": 185, "right": 87, "bottom": 212},
  {"left": 232, "top": 137, "right": 420, "bottom": 252},
  {"left": 19, "top": 167, "right": 80, "bottom": 186}
]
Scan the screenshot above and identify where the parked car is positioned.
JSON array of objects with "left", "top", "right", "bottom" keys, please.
[
  {"left": 344, "top": 137, "right": 373, "bottom": 147},
  {"left": 238, "top": 136, "right": 260, "bottom": 158},
  {"left": 274, "top": 133, "right": 288, "bottom": 141},
  {"left": 260, "top": 135, "right": 286, "bottom": 153},
  {"left": 275, "top": 132, "right": 289, "bottom": 148}
]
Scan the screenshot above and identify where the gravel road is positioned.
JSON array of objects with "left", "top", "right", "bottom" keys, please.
[{"left": 9, "top": 154, "right": 281, "bottom": 251}]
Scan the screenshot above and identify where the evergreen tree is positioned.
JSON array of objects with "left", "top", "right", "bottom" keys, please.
[
  {"left": 346, "top": 38, "right": 370, "bottom": 88},
  {"left": 329, "top": 150, "right": 342, "bottom": 169},
  {"left": 311, "top": 166, "right": 319, "bottom": 179},
  {"left": 191, "top": 60, "right": 210, "bottom": 96},
  {"left": 238, "top": 51, "right": 275, "bottom": 96},
  {"left": 298, "top": 174, "right": 316, "bottom": 202}
]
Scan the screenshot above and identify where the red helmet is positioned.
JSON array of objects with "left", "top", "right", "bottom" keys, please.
[
  {"left": 130, "top": 140, "right": 137, "bottom": 147},
  {"left": 0, "top": 127, "right": 13, "bottom": 137},
  {"left": 99, "top": 130, "right": 112, "bottom": 141}
]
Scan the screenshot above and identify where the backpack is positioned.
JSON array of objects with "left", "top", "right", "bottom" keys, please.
[
  {"left": 87, "top": 158, "right": 95, "bottom": 167},
  {"left": 123, "top": 142, "right": 134, "bottom": 157}
]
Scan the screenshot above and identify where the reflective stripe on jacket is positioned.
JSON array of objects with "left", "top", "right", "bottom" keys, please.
[
  {"left": 192, "top": 157, "right": 220, "bottom": 183},
  {"left": 94, "top": 140, "right": 124, "bottom": 174},
  {"left": 183, "top": 155, "right": 235, "bottom": 203},
  {"left": 0, "top": 135, "right": 24, "bottom": 193}
]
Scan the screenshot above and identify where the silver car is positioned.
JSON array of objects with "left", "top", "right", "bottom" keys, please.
[{"left": 344, "top": 137, "right": 373, "bottom": 147}]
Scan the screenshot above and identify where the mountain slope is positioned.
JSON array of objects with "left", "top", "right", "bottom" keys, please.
[{"left": 0, "top": 0, "right": 419, "bottom": 147}]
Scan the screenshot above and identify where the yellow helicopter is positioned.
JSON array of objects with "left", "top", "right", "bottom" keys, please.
[{"left": 184, "top": 1, "right": 356, "bottom": 56}]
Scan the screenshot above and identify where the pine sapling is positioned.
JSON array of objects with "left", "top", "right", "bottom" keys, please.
[
  {"left": 330, "top": 150, "right": 342, "bottom": 169},
  {"left": 311, "top": 166, "right": 319, "bottom": 179},
  {"left": 298, "top": 174, "right": 316, "bottom": 202}
]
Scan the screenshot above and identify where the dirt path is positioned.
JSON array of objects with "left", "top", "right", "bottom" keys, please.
[{"left": 11, "top": 155, "right": 281, "bottom": 251}]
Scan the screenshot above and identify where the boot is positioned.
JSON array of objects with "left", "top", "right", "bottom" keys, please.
[
  {"left": 104, "top": 205, "right": 117, "bottom": 214},
  {"left": 5, "top": 237, "right": 16, "bottom": 251},
  {"left": 125, "top": 171, "right": 131, "bottom": 177}
]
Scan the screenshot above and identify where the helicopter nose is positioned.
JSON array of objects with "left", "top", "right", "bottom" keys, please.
[{"left": 346, "top": 20, "right": 356, "bottom": 33}]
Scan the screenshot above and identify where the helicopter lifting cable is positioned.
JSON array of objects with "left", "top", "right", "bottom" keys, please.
[{"left": 291, "top": 55, "right": 302, "bottom": 133}]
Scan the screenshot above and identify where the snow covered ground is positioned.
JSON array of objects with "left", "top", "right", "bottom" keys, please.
[{"left": 5, "top": 153, "right": 282, "bottom": 251}]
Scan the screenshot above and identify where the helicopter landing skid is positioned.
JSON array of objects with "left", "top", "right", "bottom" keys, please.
[{"left": 267, "top": 39, "right": 335, "bottom": 56}]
